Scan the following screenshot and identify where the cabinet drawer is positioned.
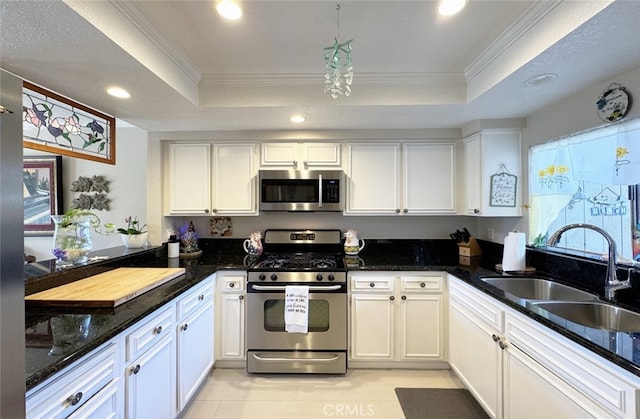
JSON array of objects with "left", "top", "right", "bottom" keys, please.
[
  {"left": 26, "top": 340, "right": 119, "bottom": 419},
  {"left": 178, "top": 279, "right": 214, "bottom": 321},
  {"left": 449, "top": 276, "right": 503, "bottom": 331},
  {"left": 221, "top": 274, "right": 246, "bottom": 293},
  {"left": 351, "top": 276, "right": 393, "bottom": 291},
  {"left": 125, "top": 305, "right": 174, "bottom": 362},
  {"left": 400, "top": 275, "right": 443, "bottom": 293}
]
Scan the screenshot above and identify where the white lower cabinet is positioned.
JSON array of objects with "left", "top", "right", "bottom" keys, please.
[
  {"left": 176, "top": 277, "right": 215, "bottom": 411},
  {"left": 349, "top": 272, "right": 445, "bottom": 367},
  {"left": 124, "top": 305, "right": 177, "bottom": 418},
  {"left": 449, "top": 274, "right": 640, "bottom": 419},
  {"left": 215, "top": 271, "right": 246, "bottom": 367},
  {"left": 26, "top": 339, "right": 122, "bottom": 419}
]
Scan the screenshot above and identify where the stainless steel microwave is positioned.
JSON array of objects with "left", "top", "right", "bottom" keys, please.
[{"left": 258, "top": 170, "right": 344, "bottom": 212}]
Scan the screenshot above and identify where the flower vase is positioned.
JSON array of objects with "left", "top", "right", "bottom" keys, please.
[
  {"left": 51, "top": 214, "right": 93, "bottom": 265},
  {"left": 121, "top": 232, "right": 149, "bottom": 248}
]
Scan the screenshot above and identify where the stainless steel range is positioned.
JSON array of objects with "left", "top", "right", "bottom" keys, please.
[{"left": 246, "top": 229, "right": 347, "bottom": 374}]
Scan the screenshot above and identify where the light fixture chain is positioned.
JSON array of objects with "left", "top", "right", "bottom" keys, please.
[{"left": 336, "top": 4, "right": 340, "bottom": 40}]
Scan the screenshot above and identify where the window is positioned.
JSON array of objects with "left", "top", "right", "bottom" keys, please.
[{"left": 529, "top": 117, "right": 640, "bottom": 263}]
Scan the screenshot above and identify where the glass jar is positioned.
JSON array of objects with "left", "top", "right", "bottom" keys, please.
[{"left": 51, "top": 214, "right": 93, "bottom": 265}]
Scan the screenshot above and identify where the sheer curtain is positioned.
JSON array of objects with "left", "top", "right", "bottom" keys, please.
[{"left": 529, "top": 117, "right": 640, "bottom": 261}]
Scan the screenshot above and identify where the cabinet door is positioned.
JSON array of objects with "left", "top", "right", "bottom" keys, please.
[
  {"left": 177, "top": 303, "right": 214, "bottom": 411},
  {"left": 167, "top": 143, "right": 211, "bottom": 215},
  {"left": 398, "top": 294, "right": 443, "bottom": 360},
  {"left": 463, "top": 135, "right": 482, "bottom": 215},
  {"left": 300, "top": 143, "right": 341, "bottom": 167},
  {"left": 503, "top": 345, "right": 608, "bottom": 418},
  {"left": 212, "top": 143, "right": 256, "bottom": 215},
  {"left": 260, "top": 143, "right": 298, "bottom": 167},
  {"left": 346, "top": 143, "right": 401, "bottom": 214},
  {"left": 126, "top": 333, "right": 176, "bottom": 419},
  {"left": 449, "top": 296, "right": 501, "bottom": 418},
  {"left": 219, "top": 292, "right": 246, "bottom": 360},
  {"left": 350, "top": 293, "right": 394, "bottom": 360},
  {"left": 403, "top": 142, "right": 456, "bottom": 214}
]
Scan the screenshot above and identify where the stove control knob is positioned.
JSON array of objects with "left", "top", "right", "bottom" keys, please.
[
  {"left": 316, "top": 274, "right": 323, "bottom": 281},
  {"left": 270, "top": 274, "right": 278, "bottom": 281},
  {"left": 258, "top": 274, "right": 266, "bottom": 281},
  {"left": 328, "top": 274, "right": 335, "bottom": 281}
]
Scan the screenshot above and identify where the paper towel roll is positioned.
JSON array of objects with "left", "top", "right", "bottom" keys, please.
[{"left": 502, "top": 231, "right": 526, "bottom": 272}]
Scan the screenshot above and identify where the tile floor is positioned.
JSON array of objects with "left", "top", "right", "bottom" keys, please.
[{"left": 183, "top": 368, "right": 464, "bottom": 419}]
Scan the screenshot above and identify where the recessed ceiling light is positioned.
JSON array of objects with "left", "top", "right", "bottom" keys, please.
[
  {"left": 438, "top": 0, "right": 468, "bottom": 16},
  {"left": 106, "top": 86, "right": 130, "bottom": 98},
  {"left": 290, "top": 115, "right": 305, "bottom": 123},
  {"left": 525, "top": 73, "right": 557, "bottom": 87},
  {"left": 216, "top": 0, "right": 242, "bottom": 20}
]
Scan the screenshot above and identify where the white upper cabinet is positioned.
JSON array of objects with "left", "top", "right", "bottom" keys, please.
[
  {"left": 212, "top": 144, "right": 257, "bottom": 215},
  {"left": 260, "top": 142, "right": 341, "bottom": 169},
  {"left": 345, "top": 142, "right": 456, "bottom": 215},
  {"left": 463, "top": 130, "right": 522, "bottom": 216},
  {"left": 166, "top": 143, "right": 257, "bottom": 216},
  {"left": 167, "top": 143, "right": 211, "bottom": 215}
]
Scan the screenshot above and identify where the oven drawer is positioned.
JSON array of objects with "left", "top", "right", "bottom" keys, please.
[{"left": 351, "top": 276, "right": 393, "bottom": 292}]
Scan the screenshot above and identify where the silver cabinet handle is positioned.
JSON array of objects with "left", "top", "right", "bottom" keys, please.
[
  {"left": 198, "top": 294, "right": 205, "bottom": 301},
  {"left": 403, "top": 209, "right": 408, "bottom": 213},
  {"left": 389, "top": 296, "right": 395, "bottom": 301},
  {"left": 239, "top": 295, "right": 244, "bottom": 300},
  {"left": 492, "top": 334, "right": 500, "bottom": 342},
  {"left": 498, "top": 341, "right": 507, "bottom": 350},
  {"left": 67, "top": 391, "right": 83, "bottom": 406},
  {"left": 395, "top": 209, "right": 401, "bottom": 213},
  {"left": 369, "top": 282, "right": 375, "bottom": 288},
  {"left": 181, "top": 323, "right": 188, "bottom": 331},
  {"left": 420, "top": 282, "right": 426, "bottom": 288},
  {"left": 154, "top": 325, "right": 163, "bottom": 335},
  {"left": 131, "top": 364, "right": 141, "bottom": 375},
  {"left": 229, "top": 282, "right": 235, "bottom": 288},
  {"left": 204, "top": 209, "right": 210, "bottom": 213},
  {"left": 401, "top": 295, "right": 407, "bottom": 300}
]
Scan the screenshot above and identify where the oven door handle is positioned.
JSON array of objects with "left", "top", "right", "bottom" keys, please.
[
  {"left": 250, "top": 284, "right": 342, "bottom": 292},
  {"left": 251, "top": 353, "right": 342, "bottom": 363}
]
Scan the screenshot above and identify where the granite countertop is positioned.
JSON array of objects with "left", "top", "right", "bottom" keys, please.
[{"left": 24, "top": 238, "right": 640, "bottom": 391}]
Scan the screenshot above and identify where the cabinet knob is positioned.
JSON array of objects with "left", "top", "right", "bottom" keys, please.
[
  {"left": 369, "top": 282, "right": 375, "bottom": 288},
  {"left": 229, "top": 282, "right": 235, "bottom": 288},
  {"left": 67, "top": 391, "right": 83, "bottom": 406},
  {"left": 401, "top": 295, "right": 407, "bottom": 300},
  {"left": 390, "top": 296, "right": 395, "bottom": 301},
  {"left": 498, "top": 341, "right": 507, "bottom": 350},
  {"left": 293, "top": 160, "right": 298, "bottom": 168},
  {"left": 403, "top": 209, "right": 408, "bottom": 214},
  {"left": 420, "top": 282, "right": 426, "bottom": 288},
  {"left": 154, "top": 325, "right": 163, "bottom": 335},
  {"left": 198, "top": 294, "right": 205, "bottom": 300},
  {"left": 473, "top": 208, "right": 480, "bottom": 214},
  {"left": 395, "top": 209, "right": 401, "bottom": 214},
  {"left": 181, "top": 323, "right": 189, "bottom": 331},
  {"left": 491, "top": 334, "right": 500, "bottom": 342},
  {"left": 131, "top": 364, "right": 141, "bottom": 375},
  {"left": 239, "top": 295, "right": 244, "bottom": 300},
  {"left": 204, "top": 209, "right": 210, "bottom": 214}
]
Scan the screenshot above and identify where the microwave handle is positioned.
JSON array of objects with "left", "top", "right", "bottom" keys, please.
[{"left": 318, "top": 174, "right": 323, "bottom": 208}]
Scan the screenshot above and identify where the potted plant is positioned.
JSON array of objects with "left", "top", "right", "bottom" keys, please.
[{"left": 117, "top": 216, "right": 148, "bottom": 248}]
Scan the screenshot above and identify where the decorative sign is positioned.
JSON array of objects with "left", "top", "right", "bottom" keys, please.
[
  {"left": 490, "top": 165, "right": 517, "bottom": 207},
  {"left": 22, "top": 81, "right": 116, "bottom": 165}
]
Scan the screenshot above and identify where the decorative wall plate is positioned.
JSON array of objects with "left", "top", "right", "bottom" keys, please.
[{"left": 596, "top": 83, "right": 632, "bottom": 122}]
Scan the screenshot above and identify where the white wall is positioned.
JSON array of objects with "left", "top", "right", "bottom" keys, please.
[
  {"left": 478, "top": 65, "right": 640, "bottom": 244},
  {"left": 24, "top": 126, "right": 148, "bottom": 260}
]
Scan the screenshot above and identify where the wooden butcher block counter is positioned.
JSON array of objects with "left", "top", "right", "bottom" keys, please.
[{"left": 25, "top": 267, "right": 185, "bottom": 308}]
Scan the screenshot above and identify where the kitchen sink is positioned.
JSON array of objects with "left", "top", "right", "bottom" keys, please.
[
  {"left": 480, "top": 276, "right": 600, "bottom": 305},
  {"left": 528, "top": 301, "right": 640, "bottom": 333}
]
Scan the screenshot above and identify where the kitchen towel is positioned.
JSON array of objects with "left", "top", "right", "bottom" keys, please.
[
  {"left": 502, "top": 231, "right": 526, "bottom": 272},
  {"left": 284, "top": 285, "right": 309, "bottom": 333}
]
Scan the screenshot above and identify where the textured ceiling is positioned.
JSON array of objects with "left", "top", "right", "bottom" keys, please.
[{"left": 2, "top": 0, "right": 640, "bottom": 132}]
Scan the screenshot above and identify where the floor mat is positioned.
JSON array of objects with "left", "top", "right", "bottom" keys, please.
[{"left": 394, "top": 388, "right": 489, "bottom": 419}]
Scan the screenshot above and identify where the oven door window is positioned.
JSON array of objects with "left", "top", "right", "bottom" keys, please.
[{"left": 263, "top": 299, "right": 330, "bottom": 332}]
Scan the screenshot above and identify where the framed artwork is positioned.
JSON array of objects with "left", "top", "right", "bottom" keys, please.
[
  {"left": 22, "top": 81, "right": 116, "bottom": 165},
  {"left": 24, "top": 155, "right": 63, "bottom": 236}
]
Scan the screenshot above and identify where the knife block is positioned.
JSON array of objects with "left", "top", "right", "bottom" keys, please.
[{"left": 458, "top": 238, "right": 482, "bottom": 265}]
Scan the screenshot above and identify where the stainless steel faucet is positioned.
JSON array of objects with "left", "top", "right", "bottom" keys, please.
[{"left": 547, "top": 223, "right": 631, "bottom": 300}]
